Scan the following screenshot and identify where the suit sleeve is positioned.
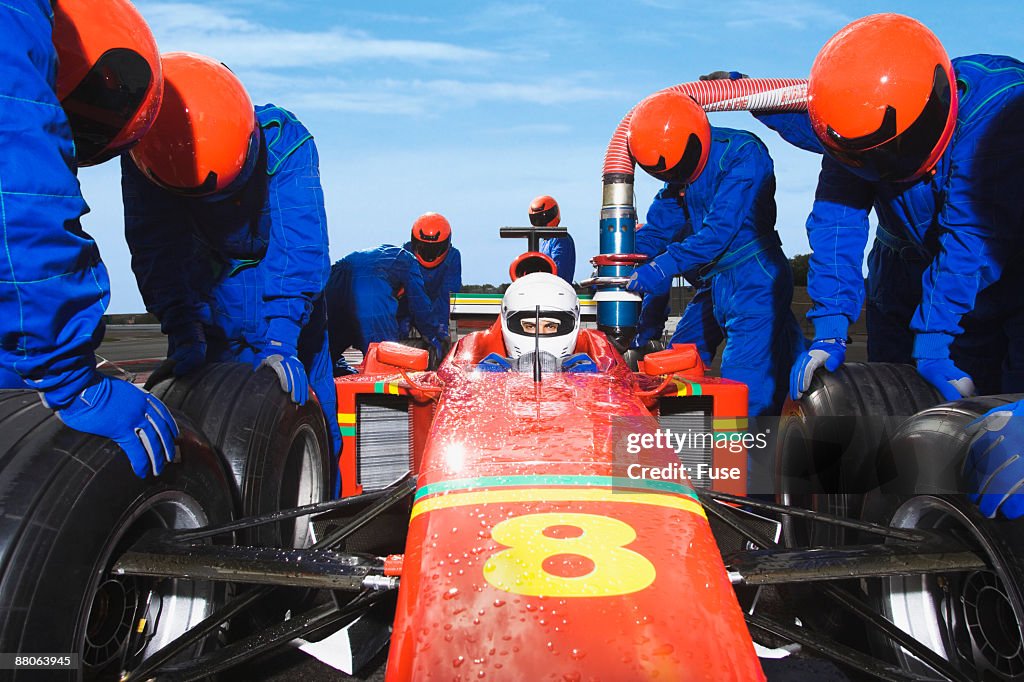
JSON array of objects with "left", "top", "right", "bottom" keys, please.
[
  {"left": 802, "top": 156, "right": 875, "bottom": 340},
  {"left": 752, "top": 111, "right": 825, "bottom": 154},
  {"left": 911, "top": 100, "right": 1024, "bottom": 355},
  {"left": 655, "top": 140, "right": 769, "bottom": 279},
  {"left": 636, "top": 188, "right": 688, "bottom": 258},
  {"left": 121, "top": 157, "right": 205, "bottom": 336},
  {"left": 0, "top": 3, "right": 105, "bottom": 407},
  {"left": 399, "top": 254, "right": 443, "bottom": 341},
  {"left": 434, "top": 248, "right": 461, "bottom": 336},
  {"left": 261, "top": 134, "right": 330, "bottom": 346}
]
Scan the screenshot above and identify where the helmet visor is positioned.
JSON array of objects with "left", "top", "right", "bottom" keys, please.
[
  {"left": 62, "top": 48, "right": 154, "bottom": 165},
  {"left": 505, "top": 310, "right": 577, "bottom": 338},
  {"left": 414, "top": 237, "right": 450, "bottom": 264},
  {"left": 823, "top": 64, "right": 953, "bottom": 183}
]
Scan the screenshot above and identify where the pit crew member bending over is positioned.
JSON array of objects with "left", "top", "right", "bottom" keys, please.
[
  {"left": 477, "top": 272, "right": 597, "bottom": 374},
  {"left": 0, "top": 0, "right": 177, "bottom": 479},
  {"left": 326, "top": 245, "right": 447, "bottom": 369},
  {"left": 398, "top": 212, "right": 461, "bottom": 350},
  {"left": 750, "top": 14, "right": 1024, "bottom": 402},
  {"left": 121, "top": 53, "right": 340, "bottom": 461},
  {"left": 625, "top": 91, "right": 805, "bottom": 418}
]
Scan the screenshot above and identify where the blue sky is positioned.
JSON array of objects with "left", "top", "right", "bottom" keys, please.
[{"left": 78, "top": 1, "right": 1024, "bottom": 312}]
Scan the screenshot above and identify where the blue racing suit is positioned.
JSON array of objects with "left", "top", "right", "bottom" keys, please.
[
  {"left": 326, "top": 245, "right": 444, "bottom": 359},
  {"left": 0, "top": 0, "right": 108, "bottom": 403},
  {"left": 397, "top": 243, "right": 461, "bottom": 340},
  {"left": 757, "top": 55, "right": 1024, "bottom": 395},
  {"left": 121, "top": 105, "right": 341, "bottom": 463},
  {"left": 540, "top": 234, "right": 576, "bottom": 285},
  {"left": 634, "top": 127, "right": 806, "bottom": 418}
]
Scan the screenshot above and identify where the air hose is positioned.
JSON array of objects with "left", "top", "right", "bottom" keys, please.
[{"left": 596, "top": 78, "right": 808, "bottom": 349}]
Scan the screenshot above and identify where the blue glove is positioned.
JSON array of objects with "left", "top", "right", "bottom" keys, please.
[
  {"left": 913, "top": 332, "right": 976, "bottom": 401},
  {"left": 562, "top": 353, "right": 598, "bottom": 374},
  {"left": 916, "top": 358, "right": 976, "bottom": 402},
  {"left": 145, "top": 322, "right": 207, "bottom": 389},
  {"left": 477, "top": 353, "right": 512, "bottom": 373},
  {"left": 964, "top": 402, "right": 1024, "bottom": 518},
  {"left": 626, "top": 260, "right": 672, "bottom": 296},
  {"left": 789, "top": 338, "right": 846, "bottom": 401},
  {"left": 52, "top": 376, "right": 179, "bottom": 478},
  {"left": 256, "top": 318, "right": 308, "bottom": 406}
]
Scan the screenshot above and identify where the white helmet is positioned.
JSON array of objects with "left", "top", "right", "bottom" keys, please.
[{"left": 501, "top": 272, "right": 580, "bottom": 359}]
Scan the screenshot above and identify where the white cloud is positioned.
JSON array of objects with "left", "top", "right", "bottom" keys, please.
[
  {"left": 236, "top": 71, "right": 617, "bottom": 116},
  {"left": 724, "top": 1, "right": 851, "bottom": 30},
  {"left": 138, "top": 2, "right": 495, "bottom": 68}
]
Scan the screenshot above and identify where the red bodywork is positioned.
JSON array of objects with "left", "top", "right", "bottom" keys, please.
[{"left": 335, "top": 323, "right": 763, "bottom": 681}]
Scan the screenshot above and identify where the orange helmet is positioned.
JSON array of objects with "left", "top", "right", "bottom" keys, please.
[
  {"left": 528, "top": 195, "right": 561, "bottom": 227},
  {"left": 52, "top": 0, "right": 163, "bottom": 166},
  {"left": 129, "top": 52, "right": 258, "bottom": 196},
  {"left": 410, "top": 213, "right": 451, "bottom": 268},
  {"left": 808, "top": 14, "right": 957, "bottom": 183},
  {"left": 628, "top": 91, "right": 711, "bottom": 185}
]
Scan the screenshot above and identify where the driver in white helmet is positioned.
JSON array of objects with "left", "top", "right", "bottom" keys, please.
[{"left": 478, "top": 272, "right": 597, "bottom": 373}]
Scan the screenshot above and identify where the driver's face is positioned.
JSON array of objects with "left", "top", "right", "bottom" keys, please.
[{"left": 521, "top": 319, "right": 560, "bottom": 335}]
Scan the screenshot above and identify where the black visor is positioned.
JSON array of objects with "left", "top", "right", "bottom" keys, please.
[
  {"left": 529, "top": 204, "right": 559, "bottom": 227},
  {"left": 505, "top": 310, "right": 577, "bottom": 337},
  {"left": 824, "top": 64, "right": 952, "bottom": 183},
  {"left": 62, "top": 48, "right": 153, "bottom": 165},
  {"left": 414, "top": 237, "right": 450, "bottom": 264},
  {"left": 639, "top": 132, "right": 704, "bottom": 184}
]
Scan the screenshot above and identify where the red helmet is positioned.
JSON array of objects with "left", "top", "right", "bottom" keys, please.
[
  {"left": 411, "top": 213, "right": 451, "bottom": 268},
  {"left": 129, "top": 52, "right": 258, "bottom": 196},
  {"left": 628, "top": 91, "right": 711, "bottom": 185},
  {"left": 528, "top": 195, "right": 560, "bottom": 227},
  {"left": 808, "top": 13, "right": 957, "bottom": 183},
  {"left": 52, "top": 0, "right": 163, "bottom": 166}
]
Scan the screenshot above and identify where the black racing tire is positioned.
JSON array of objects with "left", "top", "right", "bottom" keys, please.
[
  {"left": 775, "top": 362, "right": 941, "bottom": 548},
  {"left": 861, "top": 395, "right": 1024, "bottom": 680},
  {"left": 0, "top": 389, "right": 233, "bottom": 681},
  {"left": 149, "top": 363, "right": 332, "bottom": 549},
  {"left": 773, "top": 363, "right": 940, "bottom": 643}
]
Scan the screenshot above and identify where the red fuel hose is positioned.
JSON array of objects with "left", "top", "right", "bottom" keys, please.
[{"left": 603, "top": 78, "right": 808, "bottom": 179}]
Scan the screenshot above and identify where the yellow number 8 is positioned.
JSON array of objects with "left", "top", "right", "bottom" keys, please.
[{"left": 483, "top": 512, "right": 655, "bottom": 597}]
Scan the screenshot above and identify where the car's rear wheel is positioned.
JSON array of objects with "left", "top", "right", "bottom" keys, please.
[
  {"left": 0, "top": 389, "right": 233, "bottom": 681},
  {"left": 776, "top": 362, "right": 940, "bottom": 547},
  {"left": 862, "top": 395, "right": 1024, "bottom": 680},
  {"left": 150, "top": 362, "right": 331, "bottom": 548},
  {"left": 773, "top": 363, "right": 941, "bottom": 640}
]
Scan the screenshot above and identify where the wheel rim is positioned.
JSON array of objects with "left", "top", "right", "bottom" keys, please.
[
  {"left": 883, "top": 496, "right": 1024, "bottom": 679},
  {"left": 83, "top": 490, "right": 215, "bottom": 676},
  {"left": 278, "top": 423, "right": 324, "bottom": 548}
]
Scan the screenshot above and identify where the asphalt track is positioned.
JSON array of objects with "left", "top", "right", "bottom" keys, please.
[{"left": 96, "top": 325, "right": 864, "bottom": 681}]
